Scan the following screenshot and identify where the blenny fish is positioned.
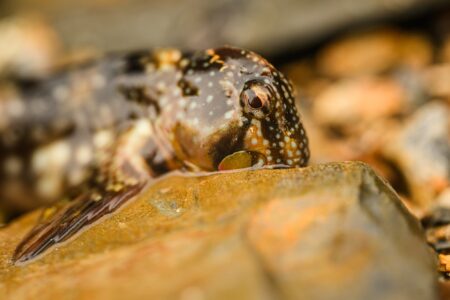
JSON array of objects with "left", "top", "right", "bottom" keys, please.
[{"left": 0, "top": 46, "right": 309, "bottom": 264}]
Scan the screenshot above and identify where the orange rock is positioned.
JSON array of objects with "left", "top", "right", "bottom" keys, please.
[
  {"left": 317, "top": 29, "right": 400, "bottom": 77},
  {"left": 441, "top": 37, "right": 450, "bottom": 63},
  {"left": 0, "top": 162, "right": 438, "bottom": 299},
  {"left": 422, "top": 64, "right": 450, "bottom": 98},
  {"left": 0, "top": 14, "right": 62, "bottom": 77},
  {"left": 313, "top": 76, "right": 407, "bottom": 127},
  {"left": 439, "top": 254, "right": 450, "bottom": 272},
  {"left": 317, "top": 28, "right": 432, "bottom": 77}
]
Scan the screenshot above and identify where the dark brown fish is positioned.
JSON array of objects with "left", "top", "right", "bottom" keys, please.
[{"left": 0, "top": 46, "right": 310, "bottom": 264}]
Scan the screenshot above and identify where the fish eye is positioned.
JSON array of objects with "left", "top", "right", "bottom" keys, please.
[
  {"left": 240, "top": 81, "right": 273, "bottom": 116},
  {"left": 247, "top": 93, "right": 263, "bottom": 109}
]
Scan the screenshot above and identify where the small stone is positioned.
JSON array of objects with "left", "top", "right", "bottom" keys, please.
[
  {"left": 313, "top": 76, "right": 407, "bottom": 127},
  {"left": 382, "top": 102, "right": 450, "bottom": 206},
  {"left": 0, "top": 15, "right": 61, "bottom": 78},
  {"left": 399, "top": 33, "right": 433, "bottom": 70},
  {"left": 299, "top": 114, "right": 356, "bottom": 163},
  {"left": 441, "top": 37, "right": 450, "bottom": 63},
  {"left": 420, "top": 188, "right": 450, "bottom": 269},
  {"left": 421, "top": 64, "right": 450, "bottom": 98},
  {"left": 317, "top": 29, "right": 432, "bottom": 77}
]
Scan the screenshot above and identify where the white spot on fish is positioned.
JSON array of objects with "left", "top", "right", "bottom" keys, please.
[{"left": 224, "top": 110, "right": 234, "bottom": 119}]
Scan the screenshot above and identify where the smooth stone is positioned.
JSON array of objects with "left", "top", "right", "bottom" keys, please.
[{"left": 0, "top": 162, "right": 438, "bottom": 299}]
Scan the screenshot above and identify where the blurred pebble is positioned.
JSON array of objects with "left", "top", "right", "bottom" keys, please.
[
  {"left": 436, "top": 188, "right": 450, "bottom": 208},
  {"left": 442, "top": 37, "right": 450, "bottom": 63},
  {"left": 399, "top": 34, "right": 433, "bottom": 69},
  {"left": 300, "top": 114, "right": 356, "bottom": 164},
  {"left": 0, "top": 14, "right": 61, "bottom": 78},
  {"left": 422, "top": 64, "right": 450, "bottom": 98},
  {"left": 421, "top": 189, "right": 450, "bottom": 278},
  {"left": 312, "top": 76, "right": 407, "bottom": 127},
  {"left": 382, "top": 102, "right": 450, "bottom": 206},
  {"left": 317, "top": 28, "right": 432, "bottom": 77},
  {"left": 303, "top": 106, "right": 402, "bottom": 185},
  {"left": 392, "top": 67, "right": 429, "bottom": 108}
]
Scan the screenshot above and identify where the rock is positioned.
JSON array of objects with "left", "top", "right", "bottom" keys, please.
[
  {"left": 422, "top": 64, "right": 450, "bottom": 98},
  {"left": 420, "top": 188, "right": 450, "bottom": 275},
  {"left": 0, "top": 14, "right": 61, "bottom": 78},
  {"left": 440, "top": 281, "right": 450, "bottom": 300},
  {"left": 300, "top": 113, "right": 400, "bottom": 182},
  {"left": 299, "top": 114, "right": 357, "bottom": 164},
  {"left": 399, "top": 34, "right": 434, "bottom": 70},
  {"left": 382, "top": 102, "right": 450, "bottom": 207},
  {"left": 312, "top": 76, "right": 407, "bottom": 128},
  {"left": 317, "top": 29, "right": 432, "bottom": 77},
  {"left": 442, "top": 38, "right": 450, "bottom": 63},
  {"left": 0, "top": 162, "right": 437, "bottom": 299}
]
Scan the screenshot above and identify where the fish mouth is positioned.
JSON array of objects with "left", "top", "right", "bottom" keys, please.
[
  {"left": 217, "top": 150, "right": 267, "bottom": 171},
  {"left": 216, "top": 146, "right": 309, "bottom": 171}
]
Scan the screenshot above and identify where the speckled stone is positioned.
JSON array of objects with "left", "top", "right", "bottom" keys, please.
[{"left": 0, "top": 162, "right": 437, "bottom": 300}]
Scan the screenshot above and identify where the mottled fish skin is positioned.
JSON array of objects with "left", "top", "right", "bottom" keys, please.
[{"left": 5, "top": 46, "right": 310, "bottom": 264}]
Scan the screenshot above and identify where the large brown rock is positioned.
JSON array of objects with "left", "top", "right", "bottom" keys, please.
[{"left": 0, "top": 162, "right": 437, "bottom": 300}]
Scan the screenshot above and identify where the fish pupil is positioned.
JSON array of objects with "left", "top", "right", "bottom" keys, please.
[{"left": 249, "top": 95, "right": 263, "bottom": 109}]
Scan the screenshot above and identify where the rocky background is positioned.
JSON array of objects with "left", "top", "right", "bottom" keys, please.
[{"left": 0, "top": 0, "right": 449, "bottom": 299}]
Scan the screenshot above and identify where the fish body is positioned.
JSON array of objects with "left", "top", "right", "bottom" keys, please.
[{"left": 0, "top": 46, "right": 310, "bottom": 263}]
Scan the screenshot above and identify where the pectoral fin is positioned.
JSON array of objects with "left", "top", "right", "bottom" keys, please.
[{"left": 13, "top": 182, "right": 145, "bottom": 264}]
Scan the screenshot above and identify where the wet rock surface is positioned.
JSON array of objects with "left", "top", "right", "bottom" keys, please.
[{"left": 0, "top": 162, "right": 437, "bottom": 299}]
